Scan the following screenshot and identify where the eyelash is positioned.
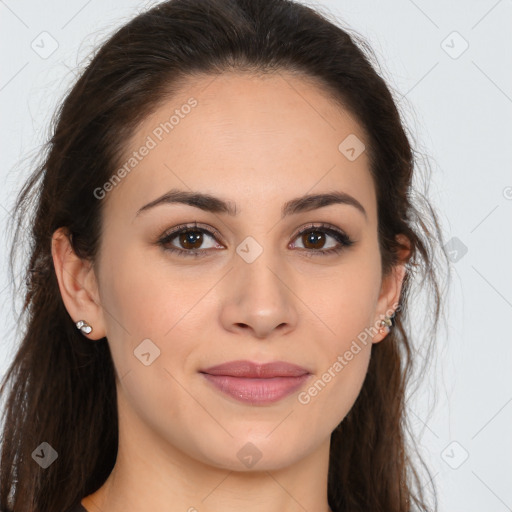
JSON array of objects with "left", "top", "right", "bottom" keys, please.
[{"left": 157, "top": 221, "right": 355, "bottom": 258}]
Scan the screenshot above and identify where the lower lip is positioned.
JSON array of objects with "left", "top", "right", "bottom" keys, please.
[{"left": 201, "top": 373, "right": 311, "bottom": 405}]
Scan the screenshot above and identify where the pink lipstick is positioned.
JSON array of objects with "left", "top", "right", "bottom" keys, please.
[{"left": 199, "top": 360, "right": 311, "bottom": 405}]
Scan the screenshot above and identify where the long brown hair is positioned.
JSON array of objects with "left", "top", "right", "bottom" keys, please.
[{"left": 1, "top": 1, "right": 450, "bottom": 510}]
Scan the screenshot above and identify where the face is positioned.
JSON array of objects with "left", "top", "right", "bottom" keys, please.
[{"left": 77, "top": 71, "right": 401, "bottom": 471}]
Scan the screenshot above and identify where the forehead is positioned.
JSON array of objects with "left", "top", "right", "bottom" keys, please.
[{"left": 103, "top": 71, "right": 377, "bottom": 224}]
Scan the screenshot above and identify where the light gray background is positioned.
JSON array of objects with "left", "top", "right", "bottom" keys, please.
[{"left": 1, "top": 1, "right": 511, "bottom": 511}]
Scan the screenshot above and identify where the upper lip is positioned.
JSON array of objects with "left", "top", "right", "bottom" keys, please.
[{"left": 200, "top": 360, "right": 310, "bottom": 378}]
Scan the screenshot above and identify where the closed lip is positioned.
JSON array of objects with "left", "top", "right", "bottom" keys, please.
[{"left": 199, "top": 360, "right": 310, "bottom": 378}]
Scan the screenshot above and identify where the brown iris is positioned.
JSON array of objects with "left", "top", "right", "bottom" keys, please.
[
  {"left": 301, "top": 230, "right": 326, "bottom": 249},
  {"left": 179, "top": 230, "right": 204, "bottom": 249}
]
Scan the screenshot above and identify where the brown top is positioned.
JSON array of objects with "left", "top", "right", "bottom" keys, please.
[{"left": 65, "top": 501, "right": 87, "bottom": 512}]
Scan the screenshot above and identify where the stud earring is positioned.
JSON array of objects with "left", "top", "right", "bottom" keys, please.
[
  {"left": 76, "top": 320, "right": 93, "bottom": 335},
  {"left": 379, "top": 311, "right": 396, "bottom": 334}
]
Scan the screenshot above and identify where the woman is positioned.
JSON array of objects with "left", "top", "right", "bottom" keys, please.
[{"left": 0, "top": 0, "right": 450, "bottom": 511}]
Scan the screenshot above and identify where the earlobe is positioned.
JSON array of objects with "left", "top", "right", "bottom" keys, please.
[{"left": 51, "top": 227, "right": 106, "bottom": 340}]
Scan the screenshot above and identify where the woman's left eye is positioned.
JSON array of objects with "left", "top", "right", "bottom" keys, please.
[
  {"left": 157, "top": 222, "right": 355, "bottom": 258},
  {"left": 289, "top": 224, "right": 355, "bottom": 256}
]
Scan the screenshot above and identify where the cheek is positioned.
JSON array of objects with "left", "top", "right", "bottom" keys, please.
[
  {"left": 295, "top": 255, "right": 379, "bottom": 419},
  {"left": 99, "top": 253, "right": 202, "bottom": 423},
  {"left": 98, "top": 248, "right": 222, "bottom": 383},
  {"left": 100, "top": 246, "right": 213, "bottom": 338},
  {"left": 303, "top": 260, "right": 381, "bottom": 347}
]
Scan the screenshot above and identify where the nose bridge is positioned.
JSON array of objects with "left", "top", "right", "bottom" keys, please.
[{"left": 235, "top": 233, "right": 289, "bottom": 304}]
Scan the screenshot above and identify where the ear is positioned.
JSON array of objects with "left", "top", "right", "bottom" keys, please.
[
  {"left": 51, "top": 227, "right": 107, "bottom": 340},
  {"left": 372, "top": 234, "right": 410, "bottom": 343}
]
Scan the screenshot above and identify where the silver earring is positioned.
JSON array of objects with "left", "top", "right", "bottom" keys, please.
[
  {"left": 76, "top": 320, "right": 93, "bottom": 335},
  {"left": 379, "top": 311, "right": 396, "bottom": 334}
]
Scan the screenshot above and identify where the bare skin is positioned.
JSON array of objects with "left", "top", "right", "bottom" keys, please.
[{"left": 52, "top": 71, "right": 407, "bottom": 512}]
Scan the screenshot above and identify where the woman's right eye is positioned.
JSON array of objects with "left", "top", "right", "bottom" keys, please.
[{"left": 157, "top": 224, "right": 224, "bottom": 258}]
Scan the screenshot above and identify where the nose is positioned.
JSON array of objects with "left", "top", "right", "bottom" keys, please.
[{"left": 218, "top": 250, "right": 299, "bottom": 340}]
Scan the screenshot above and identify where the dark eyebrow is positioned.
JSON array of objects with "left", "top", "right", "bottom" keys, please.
[{"left": 134, "top": 188, "right": 367, "bottom": 220}]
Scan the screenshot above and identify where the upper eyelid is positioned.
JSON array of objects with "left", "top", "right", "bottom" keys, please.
[{"left": 162, "top": 222, "right": 224, "bottom": 243}]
